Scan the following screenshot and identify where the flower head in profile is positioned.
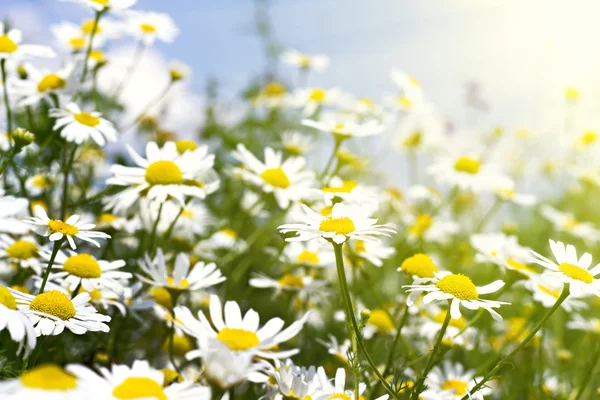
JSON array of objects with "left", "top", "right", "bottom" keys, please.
[
  {"left": 50, "top": 103, "right": 117, "bottom": 146},
  {"left": 0, "top": 22, "right": 56, "bottom": 61},
  {"left": 280, "top": 48, "right": 329, "bottom": 72},
  {"left": 303, "top": 118, "right": 385, "bottom": 140},
  {"left": 424, "top": 361, "right": 491, "bottom": 399},
  {"left": 270, "top": 359, "right": 323, "bottom": 400},
  {"left": 11, "top": 63, "right": 75, "bottom": 107},
  {"left": 530, "top": 239, "right": 600, "bottom": 297},
  {"left": 0, "top": 364, "right": 85, "bottom": 398},
  {"left": 404, "top": 271, "right": 508, "bottom": 321},
  {"left": 540, "top": 206, "right": 600, "bottom": 244},
  {"left": 279, "top": 203, "right": 396, "bottom": 245},
  {"left": 26, "top": 205, "right": 110, "bottom": 249},
  {"left": 398, "top": 253, "right": 439, "bottom": 279},
  {"left": 0, "top": 286, "right": 36, "bottom": 355},
  {"left": 314, "top": 367, "right": 366, "bottom": 400},
  {"left": 125, "top": 11, "right": 179, "bottom": 45},
  {"left": 0, "top": 234, "right": 42, "bottom": 272}
]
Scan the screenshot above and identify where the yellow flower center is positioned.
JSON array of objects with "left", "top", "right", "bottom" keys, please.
[
  {"left": 436, "top": 274, "right": 479, "bottom": 300},
  {"left": 320, "top": 206, "right": 333, "bottom": 216},
  {"left": 441, "top": 379, "right": 469, "bottom": 396},
  {"left": 497, "top": 188, "right": 514, "bottom": 199},
  {"left": 327, "top": 394, "right": 351, "bottom": 400},
  {"left": 397, "top": 95, "right": 413, "bottom": 109},
  {"left": 409, "top": 214, "right": 432, "bottom": 237},
  {"left": 31, "top": 175, "right": 52, "bottom": 189},
  {"left": 88, "top": 289, "right": 102, "bottom": 301},
  {"left": 506, "top": 258, "right": 535, "bottom": 274},
  {"left": 30, "top": 291, "right": 76, "bottom": 320},
  {"left": 221, "top": 228, "right": 238, "bottom": 239},
  {"left": 216, "top": 328, "right": 260, "bottom": 351},
  {"left": 308, "top": 88, "right": 327, "bottom": 102},
  {"left": 580, "top": 131, "right": 597, "bottom": 147},
  {"left": 0, "top": 287, "right": 17, "bottom": 310},
  {"left": 319, "top": 217, "right": 356, "bottom": 235},
  {"left": 403, "top": 131, "right": 422, "bottom": 148},
  {"left": 181, "top": 208, "right": 193, "bottom": 218},
  {"left": 74, "top": 112, "right": 100, "bottom": 127},
  {"left": 48, "top": 220, "right": 79, "bottom": 236},
  {"left": 322, "top": 180, "right": 358, "bottom": 193},
  {"left": 368, "top": 309, "right": 395, "bottom": 333},
  {"left": 558, "top": 262, "right": 593, "bottom": 284},
  {"left": 20, "top": 365, "right": 78, "bottom": 391},
  {"left": 69, "top": 37, "right": 86, "bottom": 49},
  {"left": 175, "top": 139, "right": 197, "bottom": 154},
  {"left": 63, "top": 254, "right": 102, "bottom": 279},
  {"left": 261, "top": 82, "right": 286, "bottom": 97},
  {"left": 37, "top": 74, "right": 66, "bottom": 93},
  {"left": 562, "top": 216, "right": 579, "bottom": 231},
  {"left": 150, "top": 287, "right": 172, "bottom": 309},
  {"left": 454, "top": 156, "right": 480, "bottom": 174},
  {"left": 284, "top": 144, "right": 303, "bottom": 155},
  {"left": 140, "top": 23, "right": 157, "bottom": 33},
  {"left": 278, "top": 274, "right": 305, "bottom": 288},
  {"left": 296, "top": 250, "right": 319, "bottom": 265},
  {"left": 6, "top": 240, "right": 38, "bottom": 260},
  {"left": 165, "top": 334, "right": 194, "bottom": 356},
  {"left": 112, "top": 377, "right": 167, "bottom": 400},
  {"left": 161, "top": 368, "right": 182, "bottom": 386},
  {"left": 354, "top": 239, "right": 366, "bottom": 253},
  {"left": 81, "top": 19, "right": 102, "bottom": 35},
  {"left": 260, "top": 167, "right": 291, "bottom": 188},
  {"left": 401, "top": 253, "right": 438, "bottom": 278},
  {"left": 433, "top": 311, "right": 467, "bottom": 330},
  {"left": 90, "top": 50, "right": 105, "bottom": 62},
  {"left": 93, "top": 0, "right": 110, "bottom": 5},
  {"left": 145, "top": 160, "right": 183, "bottom": 185},
  {"left": 0, "top": 34, "right": 18, "bottom": 53},
  {"left": 97, "top": 213, "right": 118, "bottom": 224},
  {"left": 565, "top": 87, "right": 579, "bottom": 102},
  {"left": 166, "top": 276, "right": 190, "bottom": 289}
]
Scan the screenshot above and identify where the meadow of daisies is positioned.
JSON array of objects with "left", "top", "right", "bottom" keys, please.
[{"left": 1, "top": 1, "right": 600, "bottom": 399}]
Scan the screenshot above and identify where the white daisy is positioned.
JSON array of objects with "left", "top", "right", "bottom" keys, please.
[
  {"left": 0, "top": 234, "right": 42, "bottom": 272},
  {"left": 566, "top": 314, "right": 600, "bottom": 333},
  {"left": 427, "top": 154, "right": 512, "bottom": 193},
  {"left": 0, "top": 22, "right": 56, "bottom": 61},
  {"left": 10, "top": 289, "right": 111, "bottom": 336},
  {"left": 0, "top": 190, "right": 30, "bottom": 234},
  {"left": 10, "top": 63, "right": 75, "bottom": 107},
  {"left": 249, "top": 272, "right": 327, "bottom": 298},
  {"left": 540, "top": 205, "right": 600, "bottom": 243},
  {"left": 282, "top": 130, "right": 313, "bottom": 156},
  {"left": 530, "top": 239, "right": 600, "bottom": 297},
  {"left": 125, "top": 11, "right": 179, "bottom": 45},
  {"left": 254, "top": 81, "right": 291, "bottom": 108},
  {"left": 317, "top": 334, "right": 351, "bottom": 363},
  {"left": 270, "top": 359, "right": 323, "bottom": 400},
  {"left": 138, "top": 249, "right": 226, "bottom": 291},
  {"left": 232, "top": 144, "right": 318, "bottom": 208},
  {"left": 314, "top": 367, "right": 365, "bottom": 400},
  {"left": 280, "top": 49, "right": 329, "bottom": 72},
  {"left": 25, "top": 173, "right": 54, "bottom": 196},
  {"left": 49, "top": 102, "right": 117, "bottom": 146},
  {"left": 404, "top": 271, "right": 508, "bottom": 321},
  {"left": 470, "top": 232, "right": 536, "bottom": 277},
  {"left": 50, "top": 21, "right": 91, "bottom": 52},
  {"left": 403, "top": 212, "right": 459, "bottom": 244},
  {"left": 293, "top": 87, "right": 342, "bottom": 116},
  {"left": 302, "top": 118, "right": 385, "bottom": 139},
  {"left": 349, "top": 238, "right": 395, "bottom": 267},
  {"left": 175, "top": 294, "right": 308, "bottom": 359},
  {"left": 0, "top": 286, "right": 36, "bottom": 355},
  {"left": 0, "top": 364, "right": 85, "bottom": 399},
  {"left": 393, "top": 103, "right": 444, "bottom": 152},
  {"left": 59, "top": 0, "right": 137, "bottom": 12},
  {"left": 106, "top": 141, "right": 219, "bottom": 212},
  {"left": 321, "top": 177, "right": 379, "bottom": 207},
  {"left": 26, "top": 205, "right": 110, "bottom": 249},
  {"left": 425, "top": 361, "right": 492, "bottom": 400},
  {"left": 281, "top": 241, "right": 335, "bottom": 268},
  {"left": 494, "top": 183, "right": 536, "bottom": 206},
  {"left": 279, "top": 202, "right": 396, "bottom": 245}
]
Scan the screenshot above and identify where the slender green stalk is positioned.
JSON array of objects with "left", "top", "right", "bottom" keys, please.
[
  {"left": 39, "top": 239, "right": 64, "bottom": 294},
  {"left": 319, "top": 137, "right": 343, "bottom": 183},
  {"left": 569, "top": 339, "right": 600, "bottom": 400},
  {"left": 61, "top": 145, "right": 78, "bottom": 220},
  {"left": 1, "top": 59, "right": 13, "bottom": 135},
  {"left": 148, "top": 202, "right": 165, "bottom": 255},
  {"left": 460, "top": 285, "right": 570, "bottom": 400},
  {"left": 332, "top": 243, "right": 400, "bottom": 400},
  {"left": 71, "top": 279, "right": 83, "bottom": 299},
  {"left": 80, "top": 9, "right": 104, "bottom": 84},
  {"left": 0, "top": 146, "right": 17, "bottom": 176},
  {"left": 412, "top": 301, "right": 452, "bottom": 398},
  {"left": 168, "top": 290, "right": 182, "bottom": 374}
]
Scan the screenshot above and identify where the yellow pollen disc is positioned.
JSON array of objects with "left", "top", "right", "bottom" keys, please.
[
  {"left": 0, "top": 287, "right": 17, "bottom": 310},
  {"left": 565, "top": 87, "right": 579, "bottom": 102},
  {"left": 403, "top": 131, "right": 422, "bottom": 148},
  {"left": 558, "top": 262, "right": 593, "bottom": 284},
  {"left": 368, "top": 309, "right": 395, "bottom": 333},
  {"left": 97, "top": 213, "right": 118, "bottom": 224},
  {"left": 562, "top": 216, "right": 579, "bottom": 231},
  {"left": 441, "top": 379, "right": 469, "bottom": 396},
  {"left": 319, "top": 217, "right": 356, "bottom": 235},
  {"left": 90, "top": 50, "right": 105, "bottom": 62},
  {"left": 322, "top": 180, "right": 358, "bottom": 193},
  {"left": 397, "top": 95, "right": 412, "bottom": 109},
  {"left": 69, "top": 37, "right": 86, "bottom": 50},
  {"left": 216, "top": 327, "right": 260, "bottom": 351},
  {"left": 260, "top": 167, "right": 291, "bottom": 188},
  {"left": 386, "top": 187, "right": 403, "bottom": 199},
  {"left": 6, "top": 240, "right": 38, "bottom": 260},
  {"left": 112, "top": 377, "right": 167, "bottom": 400},
  {"left": 320, "top": 206, "right": 333, "bottom": 216},
  {"left": 284, "top": 144, "right": 303, "bottom": 155},
  {"left": 81, "top": 19, "right": 102, "bottom": 35},
  {"left": 433, "top": 311, "right": 467, "bottom": 330},
  {"left": 164, "top": 334, "right": 194, "bottom": 356},
  {"left": 74, "top": 112, "right": 100, "bottom": 127},
  {"left": 161, "top": 368, "right": 182, "bottom": 386},
  {"left": 221, "top": 228, "right": 238, "bottom": 239},
  {"left": 181, "top": 208, "right": 193, "bottom": 218},
  {"left": 37, "top": 74, "right": 66, "bottom": 93},
  {"left": 354, "top": 239, "right": 366, "bottom": 253},
  {"left": 150, "top": 287, "right": 172, "bottom": 309},
  {"left": 32, "top": 175, "right": 51, "bottom": 189},
  {"left": 30, "top": 291, "right": 76, "bottom": 320},
  {"left": 401, "top": 253, "right": 438, "bottom": 278},
  {"left": 63, "top": 254, "right": 102, "bottom": 279},
  {"left": 538, "top": 284, "right": 560, "bottom": 299},
  {"left": 309, "top": 88, "right": 327, "bottom": 102},
  {"left": 580, "top": 131, "right": 597, "bottom": 146},
  {"left": 140, "top": 23, "right": 157, "bottom": 33},
  {"left": 48, "top": 220, "right": 79, "bottom": 236},
  {"left": 20, "top": 364, "right": 78, "bottom": 391},
  {"left": 261, "top": 82, "right": 286, "bottom": 97},
  {"left": 360, "top": 97, "right": 375, "bottom": 108},
  {"left": 298, "top": 54, "right": 311, "bottom": 68},
  {"left": 175, "top": 139, "right": 198, "bottom": 154},
  {"left": 0, "top": 34, "right": 18, "bottom": 53},
  {"left": 435, "top": 274, "right": 479, "bottom": 300},
  {"left": 454, "top": 156, "right": 480, "bottom": 174},
  {"left": 497, "top": 188, "right": 515, "bottom": 199},
  {"left": 145, "top": 160, "right": 183, "bottom": 185},
  {"left": 86, "top": 289, "right": 102, "bottom": 301},
  {"left": 167, "top": 276, "right": 190, "bottom": 289},
  {"left": 409, "top": 214, "right": 432, "bottom": 237},
  {"left": 278, "top": 274, "right": 305, "bottom": 288},
  {"left": 296, "top": 250, "right": 319, "bottom": 265},
  {"left": 326, "top": 394, "right": 351, "bottom": 400}
]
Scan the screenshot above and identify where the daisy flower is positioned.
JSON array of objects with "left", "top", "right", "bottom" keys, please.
[
  {"left": 26, "top": 205, "right": 110, "bottom": 249},
  {"left": 279, "top": 202, "right": 396, "bottom": 245},
  {"left": 566, "top": 314, "right": 600, "bottom": 333},
  {"left": 25, "top": 173, "right": 54, "bottom": 196},
  {"left": 254, "top": 81, "right": 290, "bottom": 108},
  {"left": 138, "top": 249, "right": 225, "bottom": 291},
  {"left": 10, "top": 63, "right": 75, "bottom": 107},
  {"left": 363, "top": 308, "right": 396, "bottom": 339},
  {"left": 349, "top": 238, "right": 395, "bottom": 267},
  {"left": 420, "top": 306, "right": 477, "bottom": 350},
  {"left": 302, "top": 118, "right": 385, "bottom": 139},
  {"left": 0, "top": 22, "right": 55, "bottom": 61},
  {"left": 59, "top": 0, "right": 137, "bottom": 12},
  {"left": 125, "top": 11, "right": 179, "bottom": 45},
  {"left": 315, "top": 367, "right": 366, "bottom": 400},
  {"left": 282, "top": 130, "right": 313, "bottom": 156},
  {"left": 50, "top": 21, "right": 91, "bottom": 52},
  {"left": 393, "top": 104, "right": 444, "bottom": 152},
  {"left": 425, "top": 361, "right": 491, "bottom": 399},
  {"left": 49, "top": 102, "right": 117, "bottom": 146},
  {"left": 10, "top": 289, "right": 111, "bottom": 336},
  {"left": 540, "top": 205, "right": 600, "bottom": 243},
  {"left": 232, "top": 144, "right": 318, "bottom": 208},
  {"left": 293, "top": 87, "right": 342, "bottom": 116},
  {"left": 280, "top": 48, "right": 329, "bottom": 72},
  {"left": 0, "top": 234, "right": 42, "bottom": 272},
  {"left": 270, "top": 360, "right": 323, "bottom": 400},
  {"left": 317, "top": 334, "right": 351, "bottom": 363},
  {"left": 404, "top": 271, "right": 508, "bottom": 321},
  {"left": 67, "top": 360, "right": 210, "bottom": 399},
  {"left": 531, "top": 239, "right": 600, "bottom": 297},
  {"left": 106, "top": 141, "right": 219, "bottom": 211},
  {"left": 175, "top": 294, "right": 308, "bottom": 359},
  {"left": 470, "top": 232, "right": 536, "bottom": 277},
  {"left": 169, "top": 60, "right": 191, "bottom": 82},
  {"left": 0, "top": 190, "right": 30, "bottom": 234},
  {"left": 494, "top": 183, "right": 536, "bottom": 206},
  {"left": 0, "top": 286, "right": 36, "bottom": 355},
  {"left": 0, "top": 364, "right": 85, "bottom": 399},
  {"left": 249, "top": 272, "right": 327, "bottom": 298},
  {"left": 398, "top": 253, "right": 439, "bottom": 279},
  {"left": 43, "top": 249, "right": 130, "bottom": 294},
  {"left": 321, "top": 177, "right": 378, "bottom": 206},
  {"left": 281, "top": 241, "right": 335, "bottom": 268},
  {"left": 403, "top": 212, "right": 459, "bottom": 244}
]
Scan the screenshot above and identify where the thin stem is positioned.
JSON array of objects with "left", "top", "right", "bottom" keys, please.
[
  {"left": 61, "top": 145, "right": 77, "bottom": 220},
  {"left": 412, "top": 301, "right": 452, "bottom": 398},
  {"left": 319, "top": 137, "right": 343, "bottom": 183},
  {"left": 1, "top": 59, "right": 13, "bottom": 135},
  {"left": 475, "top": 198, "right": 502, "bottom": 232},
  {"left": 71, "top": 279, "right": 82, "bottom": 299},
  {"left": 569, "top": 338, "right": 600, "bottom": 400},
  {"left": 460, "top": 285, "right": 570, "bottom": 400},
  {"left": 80, "top": 10, "right": 104, "bottom": 84},
  {"left": 168, "top": 291, "right": 182, "bottom": 374},
  {"left": 39, "top": 239, "right": 64, "bottom": 294},
  {"left": 148, "top": 202, "right": 165, "bottom": 255},
  {"left": 332, "top": 242, "right": 401, "bottom": 400},
  {"left": 0, "top": 146, "right": 17, "bottom": 176}
]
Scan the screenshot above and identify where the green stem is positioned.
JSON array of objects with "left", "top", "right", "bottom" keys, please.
[
  {"left": 1, "top": 59, "right": 13, "bottom": 135},
  {"left": 39, "top": 239, "right": 64, "bottom": 294},
  {"left": 148, "top": 202, "right": 164, "bottom": 255},
  {"left": 332, "top": 243, "right": 400, "bottom": 400},
  {"left": 460, "top": 285, "right": 570, "bottom": 400},
  {"left": 71, "top": 279, "right": 82, "bottom": 299},
  {"left": 80, "top": 10, "right": 104, "bottom": 84},
  {"left": 319, "top": 137, "right": 342, "bottom": 183},
  {"left": 168, "top": 291, "right": 182, "bottom": 374},
  {"left": 0, "top": 147, "right": 17, "bottom": 176},
  {"left": 412, "top": 300, "right": 452, "bottom": 398},
  {"left": 569, "top": 339, "right": 600, "bottom": 400},
  {"left": 61, "top": 145, "right": 77, "bottom": 220}
]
